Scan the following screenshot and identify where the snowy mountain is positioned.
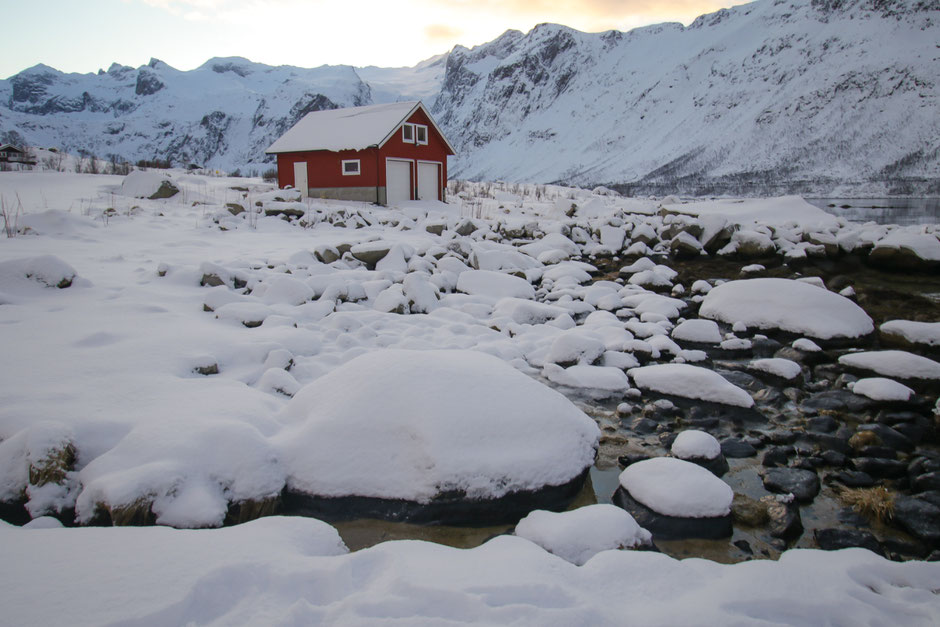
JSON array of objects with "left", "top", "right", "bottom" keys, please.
[
  {"left": 0, "top": 56, "right": 444, "bottom": 172},
  {"left": 433, "top": 0, "right": 940, "bottom": 195},
  {"left": 1, "top": 0, "right": 937, "bottom": 194}
]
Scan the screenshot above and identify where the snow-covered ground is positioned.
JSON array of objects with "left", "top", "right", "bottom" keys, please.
[{"left": 1, "top": 169, "right": 939, "bottom": 624}]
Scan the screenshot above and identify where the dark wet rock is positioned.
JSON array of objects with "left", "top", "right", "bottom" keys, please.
[
  {"left": 612, "top": 487, "right": 733, "bottom": 540},
  {"left": 733, "top": 539, "right": 754, "bottom": 555},
  {"left": 814, "top": 528, "right": 884, "bottom": 555},
  {"left": 717, "top": 370, "right": 764, "bottom": 392},
  {"left": 912, "top": 472, "right": 940, "bottom": 493},
  {"left": 892, "top": 496, "right": 940, "bottom": 545},
  {"left": 807, "top": 415, "right": 839, "bottom": 433},
  {"left": 762, "top": 430, "right": 798, "bottom": 446},
  {"left": 792, "top": 456, "right": 822, "bottom": 471},
  {"left": 193, "top": 363, "right": 219, "bottom": 376},
  {"left": 702, "top": 225, "right": 733, "bottom": 255},
  {"left": 855, "top": 446, "right": 897, "bottom": 460},
  {"left": 908, "top": 455, "right": 940, "bottom": 479},
  {"left": 851, "top": 457, "right": 907, "bottom": 479},
  {"left": 629, "top": 417, "right": 659, "bottom": 434},
  {"left": 761, "top": 468, "right": 820, "bottom": 502},
  {"left": 801, "top": 389, "right": 874, "bottom": 414},
  {"left": 751, "top": 336, "right": 784, "bottom": 359},
  {"left": 455, "top": 219, "right": 478, "bottom": 236},
  {"left": 918, "top": 491, "right": 940, "bottom": 508},
  {"left": 775, "top": 345, "right": 826, "bottom": 367},
  {"left": 881, "top": 538, "right": 930, "bottom": 560},
  {"left": 858, "top": 424, "right": 915, "bottom": 453},
  {"left": 804, "top": 433, "right": 852, "bottom": 456},
  {"left": 762, "top": 446, "right": 794, "bottom": 468},
  {"left": 751, "top": 387, "right": 784, "bottom": 405},
  {"left": 617, "top": 453, "right": 651, "bottom": 468},
  {"left": 200, "top": 273, "right": 225, "bottom": 287},
  {"left": 761, "top": 495, "right": 803, "bottom": 541},
  {"left": 868, "top": 243, "right": 940, "bottom": 273},
  {"left": 833, "top": 470, "right": 876, "bottom": 488},
  {"left": 731, "top": 493, "right": 769, "bottom": 526},
  {"left": 285, "top": 468, "right": 590, "bottom": 526},
  {"left": 682, "top": 455, "right": 730, "bottom": 477},
  {"left": 721, "top": 438, "right": 757, "bottom": 458},
  {"left": 819, "top": 450, "right": 847, "bottom": 467}
]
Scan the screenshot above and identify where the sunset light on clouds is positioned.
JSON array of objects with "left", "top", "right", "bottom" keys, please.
[{"left": 4, "top": 0, "right": 748, "bottom": 78}]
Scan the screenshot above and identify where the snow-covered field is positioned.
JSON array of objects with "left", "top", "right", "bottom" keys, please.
[{"left": 1, "top": 169, "right": 939, "bottom": 625}]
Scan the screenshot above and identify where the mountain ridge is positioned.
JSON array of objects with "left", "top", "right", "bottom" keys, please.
[{"left": 1, "top": 0, "right": 937, "bottom": 195}]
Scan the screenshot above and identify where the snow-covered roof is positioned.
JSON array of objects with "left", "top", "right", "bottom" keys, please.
[{"left": 265, "top": 101, "right": 455, "bottom": 155}]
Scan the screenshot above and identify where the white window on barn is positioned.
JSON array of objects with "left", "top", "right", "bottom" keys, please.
[
  {"left": 415, "top": 124, "right": 428, "bottom": 145},
  {"left": 402, "top": 123, "right": 415, "bottom": 143},
  {"left": 342, "top": 159, "right": 360, "bottom": 175}
]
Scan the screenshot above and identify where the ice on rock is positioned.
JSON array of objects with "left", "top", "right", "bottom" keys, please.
[
  {"left": 699, "top": 278, "right": 874, "bottom": 340},
  {"left": 456, "top": 269, "right": 535, "bottom": 300},
  {"left": 851, "top": 378, "right": 915, "bottom": 402},
  {"left": 515, "top": 504, "right": 651, "bottom": 565},
  {"left": 671, "top": 430, "right": 721, "bottom": 460},
  {"left": 620, "top": 457, "right": 733, "bottom": 518},
  {"left": 629, "top": 363, "right": 754, "bottom": 408},
  {"left": 275, "top": 350, "right": 600, "bottom": 502},
  {"left": 838, "top": 350, "right": 940, "bottom": 381}
]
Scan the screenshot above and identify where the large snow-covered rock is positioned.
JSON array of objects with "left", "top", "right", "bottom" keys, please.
[
  {"left": 514, "top": 504, "right": 652, "bottom": 565},
  {"left": 120, "top": 170, "right": 180, "bottom": 199},
  {"left": 275, "top": 349, "right": 600, "bottom": 504},
  {"left": 628, "top": 363, "right": 754, "bottom": 408},
  {"left": 838, "top": 350, "right": 940, "bottom": 382},
  {"left": 620, "top": 457, "right": 733, "bottom": 519},
  {"left": 456, "top": 269, "right": 535, "bottom": 300},
  {"left": 699, "top": 278, "right": 873, "bottom": 340}
]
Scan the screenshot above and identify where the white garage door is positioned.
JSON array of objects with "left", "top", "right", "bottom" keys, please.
[
  {"left": 416, "top": 162, "right": 440, "bottom": 201},
  {"left": 386, "top": 159, "right": 412, "bottom": 205},
  {"left": 293, "top": 161, "right": 307, "bottom": 198}
]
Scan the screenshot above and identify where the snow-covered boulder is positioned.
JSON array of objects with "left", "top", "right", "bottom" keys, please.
[
  {"left": 747, "top": 358, "right": 803, "bottom": 384},
  {"left": 0, "top": 255, "right": 78, "bottom": 295},
  {"left": 614, "top": 457, "right": 733, "bottom": 539},
  {"left": 838, "top": 350, "right": 940, "bottom": 384},
  {"left": 880, "top": 320, "right": 940, "bottom": 351},
  {"left": 120, "top": 170, "right": 179, "bottom": 199},
  {"left": 670, "top": 429, "right": 728, "bottom": 476},
  {"left": 456, "top": 270, "right": 535, "bottom": 300},
  {"left": 868, "top": 230, "right": 940, "bottom": 271},
  {"left": 850, "top": 378, "right": 915, "bottom": 402},
  {"left": 628, "top": 364, "right": 754, "bottom": 408},
  {"left": 671, "top": 319, "right": 722, "bottom": 345},
  {"left": 275, "top": 350, "right": 600, "bottom": 522},
  {"left": 699, "top": 278, "right": 873, "bottom": 341},
  {"left": 515, "top": 505, "right": 652, "bottom": 565}
]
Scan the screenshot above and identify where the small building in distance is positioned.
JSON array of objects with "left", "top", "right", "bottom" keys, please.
[
  {"left": 265, "top": 101, "right": 455, "bottom": 205},
  {"left": 0, "top": 144, "right": 37, "bottom": 167}
]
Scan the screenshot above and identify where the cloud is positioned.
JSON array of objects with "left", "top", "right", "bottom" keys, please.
[{"left": 426, "top": 24, "right": 463, "bottom": 42}]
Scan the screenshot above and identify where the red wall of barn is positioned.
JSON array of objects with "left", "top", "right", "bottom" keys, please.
[
  {"left": 377, "top": 108, "right": 450, "bottom": 192},
  {"left": 276, "top": 107, "right": 451, "bottom": 201}
]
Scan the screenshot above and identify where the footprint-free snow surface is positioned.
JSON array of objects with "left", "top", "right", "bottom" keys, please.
[{"left": 1, "top": 171, "right": 938, "bottom": 624}]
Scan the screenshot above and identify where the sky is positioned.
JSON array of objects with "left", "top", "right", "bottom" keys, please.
[{"left": 3, "top": 0, "right": 750, "bottom": 79}]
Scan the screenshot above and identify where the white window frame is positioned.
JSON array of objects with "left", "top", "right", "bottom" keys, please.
[
  {"left": 341, "top": 159, "right": 361, "bottom": 176},
  {"left": 402, "top": 123, "right": 415, "bottom": 144},
  {"left": 415, "top": 124, "right": 428, "bottom": 145}
]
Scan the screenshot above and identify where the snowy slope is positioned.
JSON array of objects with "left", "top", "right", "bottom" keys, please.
[
  {"left": 432, "top": 0, "right": 939, "bottom": 195},
  {"left": 1, "top": 0, "right": 937, "bottom": 194},
  {"left": 0, "top": 57, "right": 435, "bottom": 172}
]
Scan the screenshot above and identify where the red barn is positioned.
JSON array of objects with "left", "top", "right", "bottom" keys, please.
[{"left": 265, "top": 101, "right": 455, "bottom": 205}]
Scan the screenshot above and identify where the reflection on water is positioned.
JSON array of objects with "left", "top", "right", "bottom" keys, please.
[{"left": 806, "top": 198, "right": 940, "bottom": 226}]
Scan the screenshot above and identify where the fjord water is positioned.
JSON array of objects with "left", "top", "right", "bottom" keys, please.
[{"left": 808, "top": 198, "right": 940, "bottom": 226}]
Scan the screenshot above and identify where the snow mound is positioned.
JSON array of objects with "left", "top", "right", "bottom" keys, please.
[
  {"left": 456, "top": 269, "right": 535, "bottom": 299},
  {"left": 880, "top": 320, "right": 940, "bottom": 347},
  {"left": 120, "top": 170, "right": 179, "bottom": 199},
  {"left": 275, "top": 349, "right": 600, "bottom": 502},
  {"left": 748, "top": 358, "right": 802, "bottom": 381},
  {"left": 699, "top": 278, "right": 873, "bottom": 340},
  {"left": 620, "top": 457, "right": 733, "bottom": 518},
  {"left": 671, "top": 430, "right": 721, "bottom": 460},
  {"left": 543, "top": 363, "right": 631, "bottom": 393},
  {"left": 628, "top": 363, "right": 754, "bottom": 408},
  {"left": 838, "top": 350, "right": 940, "bottom": 381},
  {"left": 515, "top": 504, "right": 651, "bottom": 565},
  {"left": 0, "top": 255, "right": 77, "bottom": 292},
  {"left": 671, "top": 319, "right": 722, "bottom": 344},
  {"left": 851, "top": 378, "right": 915, "bottom": 402},
  {"left": 662, "top": 196, "right": 839, "bottom": 230}
]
